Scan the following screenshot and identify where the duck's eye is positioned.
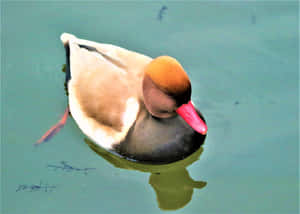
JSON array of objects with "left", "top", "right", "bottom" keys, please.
[{"left": 159, "top": 109, "right": 175, "bottom": 114}]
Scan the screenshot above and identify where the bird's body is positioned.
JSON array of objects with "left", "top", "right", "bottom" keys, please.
[{"left": 38, "top": 33, "right": 207, "bottom": 164}]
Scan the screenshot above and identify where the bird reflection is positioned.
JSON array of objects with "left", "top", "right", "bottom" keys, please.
[{"left": 84, "top": 138, "right": 207, "bottom": 210}]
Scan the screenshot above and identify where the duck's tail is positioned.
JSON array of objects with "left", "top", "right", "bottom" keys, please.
[
  {"left": 61, "top": 33, "right": 73, "bottom": 85},
  {"left": 35, "top": 106, "right": 70, "bottom": 145}
]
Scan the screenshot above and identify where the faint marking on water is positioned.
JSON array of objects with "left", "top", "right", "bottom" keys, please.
[
  {"left": 251, "top": 15, "right": 256, "bottom": 24},
  {"left": 157, "top": 5, "right": 167, "bottom": 22},
  {"left": 47, "top": 161, "right": 96, "bottom": 175},
  {"left": 16, "top": 180, "right": 56, "bottom": 192}
]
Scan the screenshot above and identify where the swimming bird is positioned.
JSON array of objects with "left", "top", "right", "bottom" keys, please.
[{"left": 38, "top": 33, "right": 207, "bottom": 164}]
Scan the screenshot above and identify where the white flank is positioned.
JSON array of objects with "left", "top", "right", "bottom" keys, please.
[{"left": 122, "top": 97, "right": 140, "bottom": 130}]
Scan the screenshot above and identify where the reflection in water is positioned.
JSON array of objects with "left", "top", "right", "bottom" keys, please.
[
  {"left": 84, "top": 138, "right": 207, "bottom": 210},
  {"left": 149, "top": 169, "right": 206, "bottom": 210}
]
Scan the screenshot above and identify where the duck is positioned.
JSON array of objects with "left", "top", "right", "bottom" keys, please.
[{"left": 37, "top": 33, "right": 207, "bottom": 164}]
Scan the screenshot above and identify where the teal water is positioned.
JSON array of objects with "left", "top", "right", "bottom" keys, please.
[{"left": 1, "top": 1, "right": 299, "bottom": 213}]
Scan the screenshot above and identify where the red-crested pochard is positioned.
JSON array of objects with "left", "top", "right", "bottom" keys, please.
[{"left": 38, "top": 33, "right": 207, "bottom": 164}]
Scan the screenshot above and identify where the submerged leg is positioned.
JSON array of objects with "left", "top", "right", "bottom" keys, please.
[
  {"left": 36, "top": 106, "right": 69, "bottom": 145},
  {"left": 36, "top": 35, "right": 72, "bottom": 145}
]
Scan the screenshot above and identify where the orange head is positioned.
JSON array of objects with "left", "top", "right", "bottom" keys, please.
[
  {"left": 144, "top": 56, "right": 191, "bottom": 101},
  {"left": 142, "top": 56, "right": 207, "bottom": 135}
]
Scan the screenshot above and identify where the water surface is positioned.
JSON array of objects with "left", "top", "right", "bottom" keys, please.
[{"left": 2, "top": 1, "right": 298, "bottom": 213}]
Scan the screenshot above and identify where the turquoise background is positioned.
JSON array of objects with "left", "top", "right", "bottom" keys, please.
[{"left": 1, "top": 1, "right": 299, "bottom": 213}]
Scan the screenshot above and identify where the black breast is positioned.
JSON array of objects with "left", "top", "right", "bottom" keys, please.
[{"left": 114, "top": 110, "right": 206, "bottom": 164}]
